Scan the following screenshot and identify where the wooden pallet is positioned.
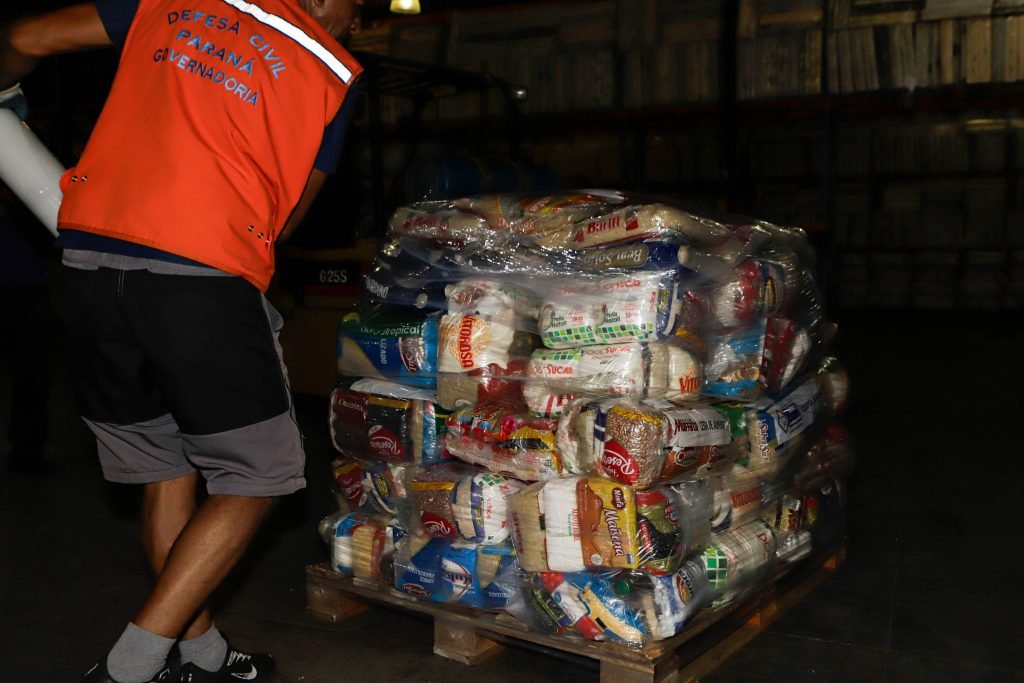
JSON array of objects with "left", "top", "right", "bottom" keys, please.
[{"left": 306, "top": 546, "right": 845, "bottom": 683}]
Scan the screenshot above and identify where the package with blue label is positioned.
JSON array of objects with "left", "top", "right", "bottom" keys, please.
[
  {"left": 361, "top": 240, "right": 456, "bottom": 313},
  {"left": 745, "top": 377, "right": 820, "bottom": 477},
  {"left": 392, "top": 532, "right": 520, "bottom": 611},
  {"left": 329, "top": 379, "right": 449, "bottom": 466},
  {"left": 336, "top": 311, "right": 439, "bottom": 389},
  {"left": 392, "top": 531, "right": 447, "bottom": 599},
  {"left": 439, "top": 540, "right": 520, "bottom": 610}
]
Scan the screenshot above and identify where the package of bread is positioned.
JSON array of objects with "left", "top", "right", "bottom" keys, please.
[
  {"left": 451, "top": 472, "right": 525, "bottom": 545},
  {"left": 388, "top": 202, "right": 500, "bottom": 248},
  {"left": 455, "top": 192, "right": 620, "bottom": 238},
  {"left": 590, "top": 400, "right": 734, "bottom": 489},
  {"left": 534, "top": 204, "right": 732, "bottom": 251},
  {"left": 577, "top": 478, "right": 641, "bottom": 570},
  {"left": 507, "top": 481, "right": 549, "bottom": 571}
]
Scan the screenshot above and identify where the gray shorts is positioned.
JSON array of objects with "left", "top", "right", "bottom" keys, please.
[{"left": 61, "top": 260, "right": 306, "bottom": 497}]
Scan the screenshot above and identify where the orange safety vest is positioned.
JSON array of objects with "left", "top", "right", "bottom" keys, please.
[{"left": 57, "top": 0, "right": 362, "bottom": 290}]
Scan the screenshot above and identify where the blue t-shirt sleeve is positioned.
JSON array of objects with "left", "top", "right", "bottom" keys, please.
[
  {"left": 314, "top": 82, "right": 360, "bottom": 175},
  {"left": 94, "top": 0, "right": 139, "bottom": 48}
]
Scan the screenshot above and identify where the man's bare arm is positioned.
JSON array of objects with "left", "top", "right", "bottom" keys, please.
[
  {"left": 279, "top": 169, "right": 329, "bottom": 242},
  {"left": 1, "top": 4, "right": 112, "bottom": 88}
]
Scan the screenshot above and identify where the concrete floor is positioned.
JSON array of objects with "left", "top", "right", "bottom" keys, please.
[{"left": 1, "top": 309, "right": 1022, "bottom": 682}]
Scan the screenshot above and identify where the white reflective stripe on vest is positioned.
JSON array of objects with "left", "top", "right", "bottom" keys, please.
[{"left": 215, "top": 0, "right": 354, "bottom": 83}]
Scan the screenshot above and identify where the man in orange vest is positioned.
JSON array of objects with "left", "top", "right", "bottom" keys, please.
[{"left": 1, "top": 1, "right": 363, "bottom": 681}]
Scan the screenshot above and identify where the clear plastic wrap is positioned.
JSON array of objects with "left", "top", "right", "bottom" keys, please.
[
  {"left": 407, "top": 463, "right": 524, "bottom": 544},
  {"left": 324, "top": 190, "right": 853, "bottom": 647},
  {"left": 445, "top": 402, "right": 562, "bottom": 481},
  {"left": 710, "top": 465, "right": 765, "bottom": 533},
  {"left": 511, "top": 570, "right": 648, "bottom": 647},
  {"left": 319, "top": 511, "right": 404, "bottom": 582},
  {"left": 701, "top": 519, "right": 777, "bottom": 605},
  {"left": 765, "top": 477, "right": 847, "bottom": 564},
  {"left": 329, "top": 380, "right": 450, "bottom": 465},
  {"left": 343, "top": 194, "right": 836, "bottom": 425},
  {"left": 558, "top": 397, "right": 736, "bottom": 488},
  {"left": 336, "top": 311, "right": 439, "bottom": 388},
  {"left": 392, "top": 532, "right": 520, "bottom": 610},
  {"left": 331, "top": 456, "right": 410, "bottom": 517},
  {"left": 506, "top": 478, "right": 701, "bottom": 575},
  {"left": 635, "top": 556, "right": 714, "bottom": 640}
]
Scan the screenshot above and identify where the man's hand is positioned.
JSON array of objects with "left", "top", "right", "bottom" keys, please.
[{"left": 0, "top": 83, "right": 29, "bottom": 120}]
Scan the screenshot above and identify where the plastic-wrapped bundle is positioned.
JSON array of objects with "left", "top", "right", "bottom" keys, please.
[
  {"left": 392, "top": 532, "right": 446, "bottom": 598},
  {"left": 514, "top": 571, "right": 647, "bottom": 646},
  {"left": 388, "top": 202, "right": 505, "bottom": 250},
  {"left": 635, "top": 488, "right": 685, "bottom": 575},
  {"left": 329, "top": 380, "right": 449, "bottom": 465},
  {"left": 319, "top": 511, "right": 403, "bottom": 582},
  {"left": 331, "top": 457, "right": 410, "bottom": 516},
  {"left": 533, "top": 203, "right": 732, "bottom": 252},
  {"left": 765, "top": 475, "right": 846, "bottom": 563},
  {"left": 490, "top": 476, "right": 669, "bottom": 576},
  {"left": 436, "top": 280, "right": 540, "bottom": 411},
  {"left": 745, "top": 377, "right": 821, "bottom": 477},
  {"left": 336, "top": 312, "right": 439, "bottom": 388},
  {"left": 527, "top": 341, "right": 702, "bottom": 406},
  {"left": 701, "top": 519, "right": 777, "bottom": 604},
  {"left": 636, "top": 557, "right": 713, "bottom": 640},
  {"left": 392, "top": 532, "right": 520, "bottom": 610},
  {"left": 816, "top": 357, "right": 850, "bottom": 415},
  {"left": 408, "top": 464, "right": 523, "bottom": 544},
  {"left": 361, "top": 240, "right": 456, "bottom": 313},
  {"left": 790, "top": 423, "right": 853, "bottom": 491},
  {"left": 559, "top": 398, "right": 735, "bottom": 489},
  {"left": 445, "top": 403, "right": 562, "bottom": 481},
  {"left": 763, "top": 494, "right": 814, "bottom": 563},
  {"left": 508, "top": 477, "right": 649, "bottom": 572},
  {"left": 669, "top": 479, "right": 714, "bottom": 556},
  {"left": 454, "top": 192, "right": 621, "bottom": 239},
  {"left": 710, "top": 465, "right": 764, "bottom": 533},
  {"left": 537, "top": 272, "right": 682, "bottom": 349},
  {"left": 439, "top": 540, "right": 520, "bottom": 610}
]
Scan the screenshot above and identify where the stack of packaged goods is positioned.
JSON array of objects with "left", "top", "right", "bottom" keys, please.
[{"left": 319, "top": 191, "right": 854, "bottom": 646}]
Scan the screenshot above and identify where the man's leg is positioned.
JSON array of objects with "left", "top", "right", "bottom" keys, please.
[
  {"left": 139, "top": 473, "right": 212, "bottom": 640},
  {"left": 134, "top": 491, "right": 275, "bottom": 639}
]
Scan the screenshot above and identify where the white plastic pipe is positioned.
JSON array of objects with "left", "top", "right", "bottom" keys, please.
[{"left": 0, "top": 108, "right": 64, "bottom": 237}]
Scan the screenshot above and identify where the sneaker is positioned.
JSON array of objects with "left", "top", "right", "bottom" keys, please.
[
  {"left": 81, "top": 660, "right": 172, "bottom": 683},
  {"left": 178, "top": 646, "right": 275, "bottom": 682}
]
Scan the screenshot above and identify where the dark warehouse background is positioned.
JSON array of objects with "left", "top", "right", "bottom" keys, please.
[{"left": 2, "top": 1, "right": 1022, "bottom": 682}]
